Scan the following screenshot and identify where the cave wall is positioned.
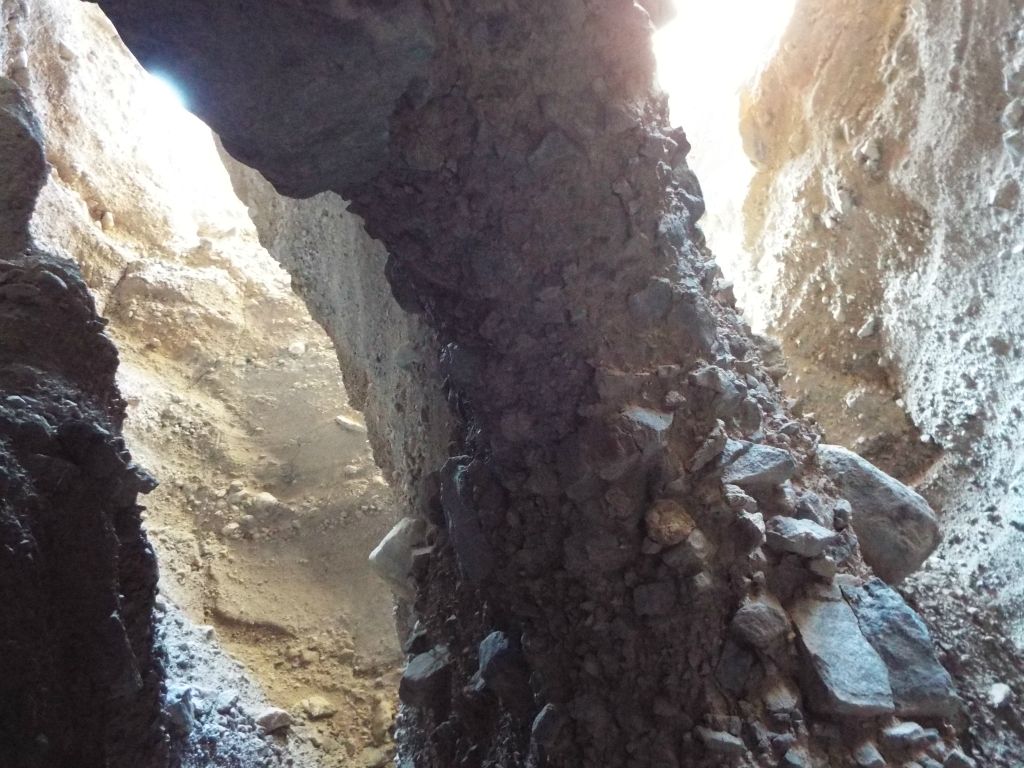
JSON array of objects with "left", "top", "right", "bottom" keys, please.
[
  {"left": 0, "top": 77, "right": 166, "bottom": 768},
  {"left": 85, "top": 0, "right": 974, "bottom": 766},
  {"left": 740, "top": 0, "right": 1024, "bottom": 633}
]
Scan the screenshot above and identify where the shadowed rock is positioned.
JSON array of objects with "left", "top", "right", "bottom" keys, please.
[{"left": 817, "top": 444, "right": 940, "bottom": 583}]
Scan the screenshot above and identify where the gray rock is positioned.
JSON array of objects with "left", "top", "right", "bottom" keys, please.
[
  {"left": 214, "top": 689, "right": 239, "bottom": 714},
  {"left": 477, "top": 631, "right": 531, "bottom": 708},
  {"left": 879, "top": 721, "right": 928, "bottom": 751},
  {"left": 721, "top": 442, "right": 796, "bottom": 489},
  {"left": 944, "top": 750, "right": 976, "bottom": 768},
  {"left": 399, "top": 646, "right": 452, "bottom": 710},
  {"left": 441, "top": 459, "right": 493, "bottom": 583},
  {"left": 166, "top": 687, "right": 196, "bottom": 734},
  {"left": 530, "top": 703, "right": 566, "bottom": 760},
  {"left": 853, "top": 741, "right": 885, "bottom": 768},
  {"left": 766, "top": 516, "right": 839, "bottom": 557},
  {"left": 790, "top": 593, "right": 894, "bottom": 717},
  {"left": 730, "top": 595, "right": 790, "bottom": 648},
  {"left": 816, "top": 444, "right": 940, "bottom": 583},
  {"left": 696, "top": 727, "right": 747, "bottom": 756},
  {"left": 256, "top": 707, "right": 292, "bottom": 732},
  {"left": 842, "top": 578, "right": 957, "bottom": 718},
  {"left": 662, "top": 529, "right": 714, "bottom": 574}
]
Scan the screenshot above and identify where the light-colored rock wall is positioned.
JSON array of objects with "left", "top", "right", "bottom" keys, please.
[{"left": 741, "top": 0, "right": 1024, "bottom": 638}]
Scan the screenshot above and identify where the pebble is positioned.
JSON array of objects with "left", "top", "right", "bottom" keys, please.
[{"left": 287, "top": 340, "right": 307, "bottom": 357}]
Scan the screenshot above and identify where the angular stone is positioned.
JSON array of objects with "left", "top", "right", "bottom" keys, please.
[
  {"left": 766, "top": 516, "right": 839, "bottom": 557},
  {"left": 842, "top": 578, "right": 958, "bottom": 718},
  {"left": 256, "top": 707, "right": 293, "bottom": 732},
  {"left": 368, "top": 517, "right": 426, "bottom": 595},
  {"left": 944, "top": 750, "right": 976, "bottom": 768},
  {"left": 789, "top": 593, "right": 894, "bottom": 717},
  {"left": 399, "top": 646, "right": 452, "bottom": 710},
  {"left": 477, "top": 631, "right": 531, "bottom": 708},
  {"left": 880, "top": 721, "right": 927, "bottom": 751},
  {"left": 722, "top": 442, "right": 796, "bottom": 489},
  {"left": 853, "top": 741, "right": 885, "bottom": 768},
  {"left": 730, "top": 595, "right": 790, "bottom": 649},
  {"left": 696, "top": 727, "right": 746, "bottom": 756},
  {"left": 816, "top": 444, "right": 940, "bottom": 583}
]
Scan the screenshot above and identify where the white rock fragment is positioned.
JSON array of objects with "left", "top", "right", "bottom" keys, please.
[
  {"left": 989, "top": 682, "right": 1012, "bottom": 709},
  {"left": 334, "top": 414, "right": 367, "bottom": 434},
  {"left": 100, "top": 210, "right": 115, "bottom": 231},
  {"left": 286, "top": 340, "right": 306, "bottom": 357},
  {"left": 856, "top": 316, "right": 879, "bottom": 339},
  {"left": 369, "top": 517, "right": 426, "bottom": 596}
]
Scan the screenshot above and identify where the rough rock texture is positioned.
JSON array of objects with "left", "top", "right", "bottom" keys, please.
[
  {"left": 740, "top": 0, "right": 1024, "bottom": 629},
  {"left": 0, "top": 78, "right": 166, "bottom": 768},
  {"left": 92, "top": 1, "right": 967, "bottom": 766}
]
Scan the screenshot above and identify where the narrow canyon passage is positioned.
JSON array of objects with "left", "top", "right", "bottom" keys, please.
[{"left": 2, "top": 1, "right": 1024, "bottom": 768}]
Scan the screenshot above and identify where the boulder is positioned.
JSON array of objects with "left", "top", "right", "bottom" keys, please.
[
  {"left": 842, "top": 579, "right": 958, "bottom": 718},
  {"left": 789, "top": 592, "right": 894, "bottom": 717},
  {"left": 816, "top": 444, "right": 940, "bottom": 583}
]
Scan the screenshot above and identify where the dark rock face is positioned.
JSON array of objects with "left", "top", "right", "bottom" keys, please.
[
  {"left": 0, "top": 79, "right": 166, "bottom": 768},
  {"left": 91, "top": 0, "right": 434, "bottom": 198},
  {"left": 90, "top": 3, "right": 964, "bottom": 766}
]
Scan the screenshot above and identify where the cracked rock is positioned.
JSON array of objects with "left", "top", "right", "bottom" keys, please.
[
  {"left": 790, "top": 591, "right": 894, "bottom": 717},
  {"left": 842, "top": 578, "right": 958, "bottom": 718}
]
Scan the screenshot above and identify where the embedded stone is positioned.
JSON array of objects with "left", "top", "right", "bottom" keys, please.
[
  {"left": 399, "top": 647, "right": 452, "bottom": 710},
  {"left": 645, "top": 499, "right": 696, "bottom": 546},
  {"left": 730, "top": 594, "right": 790, "bottom": 649},
  {"left": 722, "top": 442, "right": 796, "bottom": 489},
  {"left": 879, "top": 721, "right": 928, "bottom": 751},
  {"left": 789, "top": 593, "right": 894, "bottom": 717},
  {"left": 696, "top": 727, "right": 746, "bottom": 756},
  {"left": 477, "top": 631, "right": 531, "bottom": 708},
  {"left": 816, "top": 444, "right": 940, "bottom": 583},
  {"left": 628, "top": 277, "right": 674, "bottom": 324},
  {"left": 766, "top": 516, "right": 839, "bottom": 558},
  {"left": 853, "top": 741, "right": 885, "bottom": 768}
]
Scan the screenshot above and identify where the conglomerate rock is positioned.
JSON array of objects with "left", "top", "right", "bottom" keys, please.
[
  {"left": 0, "top": 78, "right": 166, "bottom": 768},
  {"left": 90, "top": 2, "right": 967, "bottom": 766}
]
